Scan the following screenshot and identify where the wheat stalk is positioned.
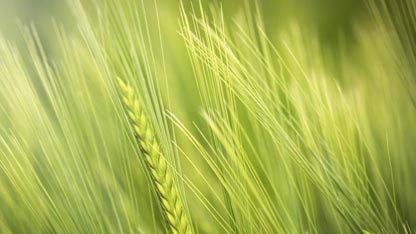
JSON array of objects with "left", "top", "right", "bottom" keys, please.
[{"left": 116, "top": 78, "right": 193, "bottom": 234}]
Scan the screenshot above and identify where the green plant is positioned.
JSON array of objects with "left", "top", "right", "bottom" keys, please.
[
  {"left": 0, "top": 0, "right": 415, "bottom": 233},
  {"left": 117, "top": 78, "right": 193, "bottom": 234}
]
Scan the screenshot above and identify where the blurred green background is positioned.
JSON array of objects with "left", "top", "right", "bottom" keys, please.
[{"left": 0, "top": 0, "right": 367, "bottom": 44}]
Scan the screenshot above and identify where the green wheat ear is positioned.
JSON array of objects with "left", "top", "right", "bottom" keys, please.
[{"left": 116, "top": 78, "right": 193, "bottom": 234}]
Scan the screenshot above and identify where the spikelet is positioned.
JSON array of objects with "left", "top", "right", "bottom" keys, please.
[{"left": 116, "top": 78, "right": 192, "bottom": 234}]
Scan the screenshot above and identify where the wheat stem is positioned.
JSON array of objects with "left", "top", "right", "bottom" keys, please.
[{"left": 117, "top": 78, "right": 193, "bottom": 234}]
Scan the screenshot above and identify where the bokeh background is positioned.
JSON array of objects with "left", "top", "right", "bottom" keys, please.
[{"left": 0, "top": 0, "right": 367, "bottom": 45}]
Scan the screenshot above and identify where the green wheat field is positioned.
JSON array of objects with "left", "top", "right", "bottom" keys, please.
[{"left": 0, "top": 0, "right": 416, "bottom": 233}]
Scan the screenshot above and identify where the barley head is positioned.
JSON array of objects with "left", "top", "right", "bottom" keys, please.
[{"left": 116, "top": 78, "right": 193, "bottom": 234}]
